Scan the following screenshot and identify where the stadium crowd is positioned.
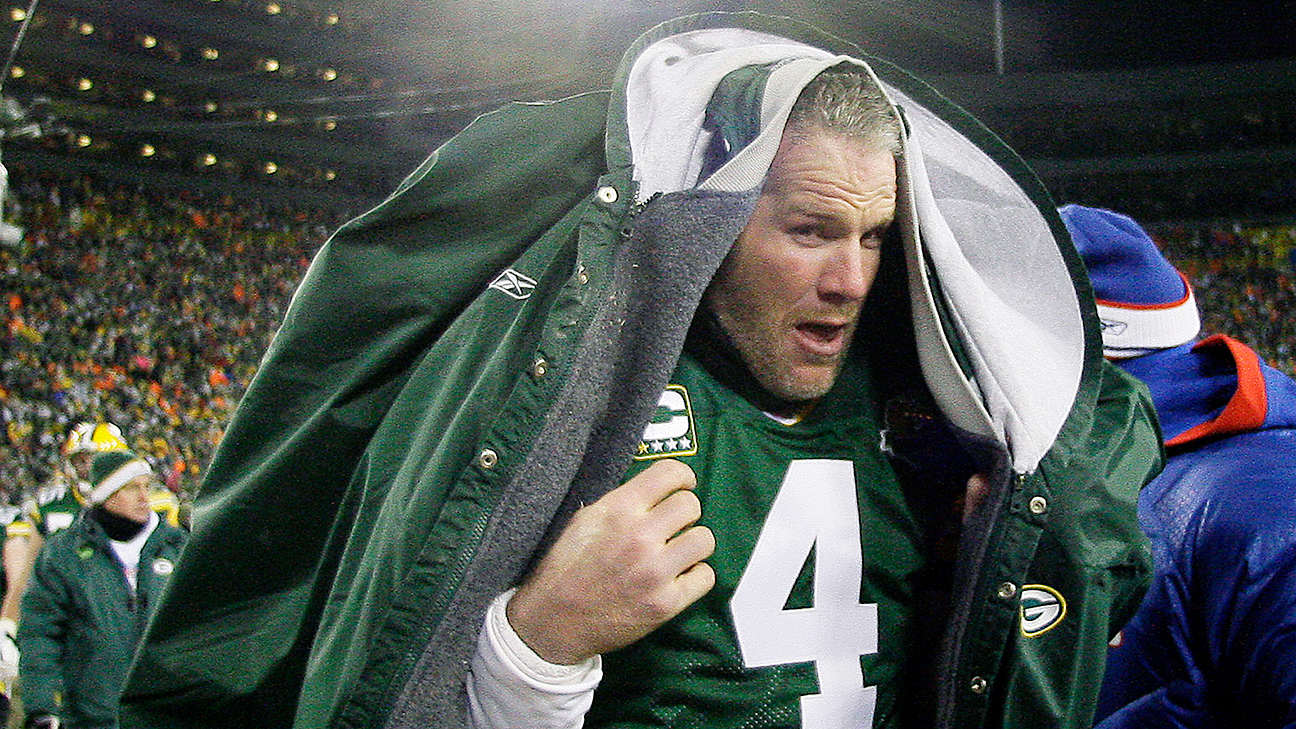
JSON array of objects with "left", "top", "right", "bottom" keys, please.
[
  {"left": 0, "top": 167, "right": 1293, "bottom": 515},
  {"left": 1155, "top": 221, "right": 1296, "bottom": 375},
  {"left": 0, "top": 167, "right": 348, "bottom": 509}
]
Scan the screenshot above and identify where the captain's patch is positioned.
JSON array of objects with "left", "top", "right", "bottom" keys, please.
[{"left": 635, "top": 385, "right": 698, "bottom": 460}]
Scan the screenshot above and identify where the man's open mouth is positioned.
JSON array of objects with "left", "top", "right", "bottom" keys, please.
[
  {"left": 794, "top": 321, "right": 849, "bottom": 355},
  {"left": 797, "top": 322, "right": 844, "bottom": 341}
]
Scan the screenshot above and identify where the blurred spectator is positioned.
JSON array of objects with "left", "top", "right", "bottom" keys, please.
[
  {"left": 0, "top": 422, "right": 128, "bottom": 720},
  {"left": 1063, "top": 205, "right": 1296, "bottom": 727},
  {"left": 16, "top": 450, "right": 187, "bottom": 729},
  {"left": 1155, "top": 222, "right": 1296, "bottom": 376}
]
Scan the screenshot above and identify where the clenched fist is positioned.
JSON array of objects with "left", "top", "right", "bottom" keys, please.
[{"left": 507, "top": 459, "right": 716, "bottom": 665}]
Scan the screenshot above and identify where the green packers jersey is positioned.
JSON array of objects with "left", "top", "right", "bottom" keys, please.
[{"left": 588, "top": 351, "right": 925, "bottom": 728}]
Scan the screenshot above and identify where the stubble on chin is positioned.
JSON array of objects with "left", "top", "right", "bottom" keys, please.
[{"left": 742, "top": 332, "right": 852, "bottom": 403}]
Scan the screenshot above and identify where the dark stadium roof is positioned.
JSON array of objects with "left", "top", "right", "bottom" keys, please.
[{"left": 3, "top": 0, "right": 1295, "bottom": 221}]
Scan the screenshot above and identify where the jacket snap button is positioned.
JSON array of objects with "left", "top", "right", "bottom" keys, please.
[
  {"left": 577, "top": 264, "right": 588, "bottom": 285},
  {"left": 596, "top": 186, "right": 618, "bottom": 204},
  {"left": 478, "top": 449, "right": 498, "bottom": 469},
  {"left": 970, "top": 676, "right": 988, "bottom": 694},
  {"left": 531, "top": 358, "right": 548, "bottom": 378},
  {"left": 1028, "top": 496, "right": 1048, "bottom": 515},
  {"left": 997, "top": 582, "right": 1017, "bottom": 600}
]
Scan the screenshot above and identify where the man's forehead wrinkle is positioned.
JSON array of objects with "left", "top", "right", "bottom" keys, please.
[{"left": 769, "top": 173, "right": 897, "bottom": 225}]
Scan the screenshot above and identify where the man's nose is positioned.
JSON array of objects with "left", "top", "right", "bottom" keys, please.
[{"left": 818, "top": 242, "right": 874, "bottom": 302}]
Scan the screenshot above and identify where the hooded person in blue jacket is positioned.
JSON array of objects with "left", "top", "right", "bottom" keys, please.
[{"left": 1062, "top": 204, "right": 1296, "bottom": 727}]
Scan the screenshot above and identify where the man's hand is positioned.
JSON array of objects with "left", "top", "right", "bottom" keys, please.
[{"left": 507, "top": 459, "right": 716, "bottom": 665}]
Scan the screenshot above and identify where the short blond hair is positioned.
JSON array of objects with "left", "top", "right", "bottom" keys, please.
[{"left": 786, "top": 66, "right": 902, "bottom": 155}]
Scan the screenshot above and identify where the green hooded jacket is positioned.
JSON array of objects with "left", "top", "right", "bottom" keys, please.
[{"left": 121, "top": 12, "right": 1161, "bottom": 729}]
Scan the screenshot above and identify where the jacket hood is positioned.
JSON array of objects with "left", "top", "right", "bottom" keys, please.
[
  {"left": 607, "top": 12, "right": 1094, "bottom": 472},
  {"left": 1121, "top": 335, "right": 1296, "bottom": 447}
]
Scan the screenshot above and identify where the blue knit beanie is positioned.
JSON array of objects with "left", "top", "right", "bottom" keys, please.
[{"left": 1059, "top": 204, "right": 1200, "bottom": 358}]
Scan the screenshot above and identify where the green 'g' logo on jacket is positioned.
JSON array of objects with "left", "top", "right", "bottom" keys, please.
[{"left": 1020, "top": 585, "right": 1067, "bottom": 637}]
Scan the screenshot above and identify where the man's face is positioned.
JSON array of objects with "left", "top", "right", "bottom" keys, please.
[
  {"left": 705, "top": 127, "right": 897, "bottom": 402},
  {"left": 102, "top": 477, "right": 153, "bottom": 524}
]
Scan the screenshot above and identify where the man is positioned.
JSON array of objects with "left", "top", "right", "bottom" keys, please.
[
  {"left": 0, "top": 422, "right": 130, "bottom": 705},
  {"left": 468, "top": 69, "right": 909, "bottom": 727},
  {"left": 18, "top": 450, "right": 187, "bottom": 729},
  {"left": 0, "top": 423, "right": 180, "bottom": 711},
  {"left": 1062, "top": 204, "right": 1296, "bottom": 727},
  {"left": 122, "top": 13, "right": 1160, "bottom": 729}
]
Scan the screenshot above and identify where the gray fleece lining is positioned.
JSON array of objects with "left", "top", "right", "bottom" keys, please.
[{"left": 385, "top": 189, "right": 757, "bottom": 729}]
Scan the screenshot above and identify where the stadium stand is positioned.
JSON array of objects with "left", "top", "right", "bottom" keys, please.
[{"left": 0, "top": 167, "right": 346, "bottom": 505}]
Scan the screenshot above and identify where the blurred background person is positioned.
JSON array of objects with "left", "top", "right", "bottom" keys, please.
[
  {"left": 0, "top": 423, "right": 180, "bottom": 727},
  {"left": 0, "top": 422, "right": 126, "bottom": 721},
  {"left": 1063, "top": 204, "right": 1296, "bottom": 727},
  {"left": 15, "top": 449, "right": 186, "bottom": 729}
]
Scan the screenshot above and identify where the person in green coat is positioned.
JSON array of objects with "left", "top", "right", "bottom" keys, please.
[
  {"left": 2, "top": 421, "right": 134, "bottom": 705},
  {"left": 18, "top": 451, "right": 187, "bottom": 729},
  {"left": 122, "top": 12, "right": 1161, "bottom": 729}
]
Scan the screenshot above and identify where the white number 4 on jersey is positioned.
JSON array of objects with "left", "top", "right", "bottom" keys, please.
[{"left": 731, "top": 459, "right": 878, "bottom": 728}]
